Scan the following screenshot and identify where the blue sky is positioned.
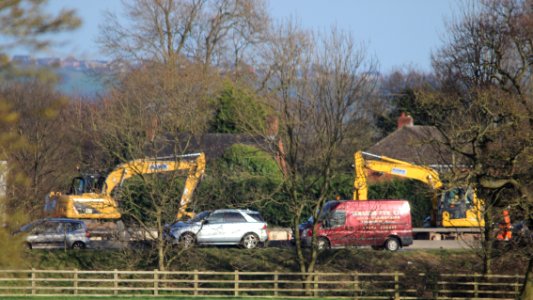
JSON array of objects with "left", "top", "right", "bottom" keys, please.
[{"left": 28, "top": 0, "right": 458, "bottom": 73}]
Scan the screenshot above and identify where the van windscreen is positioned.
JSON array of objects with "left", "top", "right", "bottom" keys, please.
[{"left": 318, "top": 201, "right": 341, "bottom": 221}]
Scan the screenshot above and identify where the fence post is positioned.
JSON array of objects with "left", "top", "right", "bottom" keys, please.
[
  {"left": 514, "top": 274, "right": 520, "bottom": 297},
  {"left": 353, "top": 272, "right": 359, "bottom": 300},
  {"left": 193, "top": 270, "right": 199, "bottom": 296},
  {"left": 31, "top": 268, "right": 36, "bottom": 295},
  {"left": 436, "top": 275, "right": 442, "bottom": 300},
  {"left": 274, "top": 271, "right": 279, "bottom": 297},
  {"left": 153, "top": 269, "right": 158, "bottom": 296},
  {"left": 417, "top": 273, "right": 426, "bottom": 299},
  {"left": 113, "top": 269, "right": 118, "bottom": 296},
  {"left": 394, "top": 272, "right": 400, "bottom": 300},
  {"left": 314, "top": 271, "right": 319, "bottom": 297},
  {"left": 473, "top": 273, "right": 478, "bottom": 298},
  {"left": 234, "top": 270, "right": 239, "bottom": 297},
  {"left": 73, "top": 268, "right": 78, "bottom": 295}
]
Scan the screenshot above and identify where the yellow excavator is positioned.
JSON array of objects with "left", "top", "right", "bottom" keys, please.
[
  {"left": 44, "top": 152, "right": 206, "bottom": 228},
  {"left": 353, "top": 151, "right": 484, "bottom": 228}
]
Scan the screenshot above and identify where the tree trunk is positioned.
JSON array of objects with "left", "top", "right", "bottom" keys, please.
[
  {"left": 482, "top": 207, "right": 493, "bottom": 275},
  {"left": 481, "top": 239, "right": 492, "bottom": 275},
  {"left": 520, "top": 257, "right": 533, "bottom": 300},
  {"left": 158, "top": 239, "right": 165, "bottom": 272},
  {"left": 156, "top": 210, "right": 165, "bottom": 272}
]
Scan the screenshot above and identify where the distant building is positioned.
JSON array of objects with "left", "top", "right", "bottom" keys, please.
[
  {"left": 83, "top": 60, "right": 109, "bottom": 70},
  {"left": 61, "top": 56, "right": 81, "bottom": 69},
  {"left": 36, "top": 57, "right": 61, "bottom": 67},
  {"left": 12, "top": 55, "right": 34, "bottom": 65},
  {"left": 10, "top": 55, "right": 111, "bottom": 72}
]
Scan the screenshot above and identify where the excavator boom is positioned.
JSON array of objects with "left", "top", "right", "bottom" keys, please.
[
  {"left": 103, "top": 153, "right": 205, "bottom": 196},
  {"left": 44, "top": 152, "right": 206, "bottom": 221},
  {"left": 353, "top": 151, "right": 442, "bottom": 200}
]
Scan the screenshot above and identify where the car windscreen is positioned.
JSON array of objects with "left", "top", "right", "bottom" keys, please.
[
  {"left": 189, "top": 211, "right": 211, "bottom": 223},
  {"left": 19, "top": 220, "right": 43, "bottom": 232}
]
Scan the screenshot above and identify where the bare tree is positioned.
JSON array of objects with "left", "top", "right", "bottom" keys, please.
[
  {"left": 0, "top": 81, "right": 78, "bottom": 217},
  {"left": 83, "top": 61, "right": 222, "bottom": 271},
  {"left": 417, "top": 86, "right": 532, "bottom": 270},
  {"left": 262, "top": 21, "right": 377, "bottom": 280},
  {"left": 433, "top": 0, "right": 532, "bottom": 97},
  {"left": 98, "top": 0, "right": 268, "bottom": 68},
  {"left": 427, "top": 1, "right": 532, "bottom": 295},
  {"left": 0, "top": 0, "right": 80, "bottom": 69},
  {"left": 0, "top": 0, "right": 80, "bottom": 49}
]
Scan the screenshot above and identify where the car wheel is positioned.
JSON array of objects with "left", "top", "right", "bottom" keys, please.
[
  {"left": 385, "top": 237, "right": 400, "bottom": 252},
  {"left": 179, "top": 233, "right": 196, "bottom": 249},
  {"left": 241, "top": 233, "right": 259, "bottom": 249},
  {"left": 25, "top": 242, "right": 32, "bottom": 250},
  {"left": 317, "top": 237, "right": 330, "bottom": 251},
  {"left": 71, "top": 241, "right": 86, "bottom": 250}
]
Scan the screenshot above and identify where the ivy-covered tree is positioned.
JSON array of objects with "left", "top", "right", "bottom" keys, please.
[
  {"left": 195, "top": 144, "right": 287, "bottom": 225},
  {"left": 209, "top": 82, "right": 271, "bottom": 134}
]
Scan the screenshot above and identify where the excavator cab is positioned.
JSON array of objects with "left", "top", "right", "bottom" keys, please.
[
  {"left": 441, "top": 188, "right": 471, "bottom": 220},
  {"left": 69, "top": 175, "right": 106, "bottom": 195},
  {"left": 439, "top": 186, "right": 483, "bottom": 227}
]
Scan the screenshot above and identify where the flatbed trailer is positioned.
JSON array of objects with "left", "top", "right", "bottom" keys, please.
[{"left": 413, "top": 227, "right": 483, "bottom": 240}]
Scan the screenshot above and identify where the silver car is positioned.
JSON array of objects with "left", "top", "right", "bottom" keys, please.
[
  {"left": 18, "top": 218, "right": 90, "bottom": 250},
  {"left": 167, "top": 209, "right": 268, "bottom": 249}
]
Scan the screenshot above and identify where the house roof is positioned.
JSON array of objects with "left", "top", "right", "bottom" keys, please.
[
  {"left": 181, "top": 133, "right": 270, "bottom": 159},
  {"left": 149, "top": 133, "right": 272, "bottom": 161},
  {"left": 366, "top": 125, "right": 453, "bottom": 167}
]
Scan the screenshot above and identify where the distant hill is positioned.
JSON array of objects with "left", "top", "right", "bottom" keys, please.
[
  {"left": 56, "top": 68, "right": 109, "bottom": 98},
  {"left": 9, "top": 55, "right": 113, "bottom": 98}
]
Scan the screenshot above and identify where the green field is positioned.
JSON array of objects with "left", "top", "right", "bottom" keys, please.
[
  {"left": 2, "top": 296, "right": 321, "bottom": 300},
  {"left": 22, "top": 246, "right": 526, "bottom": 276}
]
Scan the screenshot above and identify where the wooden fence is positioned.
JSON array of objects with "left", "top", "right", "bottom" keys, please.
[{"left": 0, "top": 269, "right": 524, "bottom": 299}]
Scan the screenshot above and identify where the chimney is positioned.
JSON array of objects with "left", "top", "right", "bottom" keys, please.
[
  {"left": 146, "top": 115, "right": 159, "bottom": 142},
  {"left": 265, "top": 115, "right": 279, "bottom": 140},
  {"left": 265, "top": 115, "right": 287, "bottom": 176},
  {"left": 397, "top": 112, "right": 414, "bottom": 128}
]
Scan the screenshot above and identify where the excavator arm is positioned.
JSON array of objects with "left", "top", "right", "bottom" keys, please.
[
  {"left": 353, "top": 151, "right": 442, "bottom": 200},
  {"left": 103, "top": 152, "right": 206, "bottom": 219},
  {"left": 175, "top": 153, "right": 206, "bottom": 219},
  {"left": 352, "top": 151, "right": 484, "bottom": 227},
  {"left": 103, "top": 153, "right": 205, "bottom": 196}
]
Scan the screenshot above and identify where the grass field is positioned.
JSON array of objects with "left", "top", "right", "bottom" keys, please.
[
  {"left": 23, "top": 246, "right": 527, "bottom": 277},
  {"left": 0, "top": 297, "right": 323, "bottom": 300}
]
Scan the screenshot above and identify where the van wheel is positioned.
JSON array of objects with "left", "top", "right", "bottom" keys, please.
[
  {"left": 317, "top": 237, "right": 330, "bottom": 251},
  {"left": 71, "top": 241, "right": 86, "bottom": 250},
  {"left": 385, "top": 238, "right": 400, "bottom": 252}
]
